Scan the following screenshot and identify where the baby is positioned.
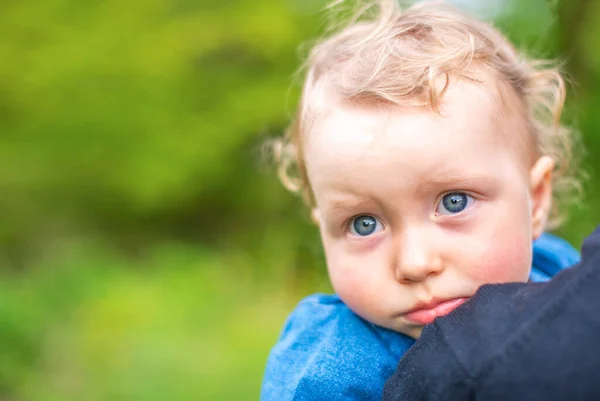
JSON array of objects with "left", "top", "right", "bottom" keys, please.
[{"left": 261, "top": 1, "right": 581, "bottom": 399}]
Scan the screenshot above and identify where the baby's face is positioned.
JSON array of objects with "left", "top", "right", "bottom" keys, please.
[{"left": 304, "top": 81, "right": 550, "bottom": 338}]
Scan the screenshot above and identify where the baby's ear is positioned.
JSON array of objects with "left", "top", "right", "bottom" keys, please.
[
  {"left": 529, "top": 155, "right": 555, "bottom": 240},
  {"left": 311, "top": 208, "right": 321, "bottom": 226}
]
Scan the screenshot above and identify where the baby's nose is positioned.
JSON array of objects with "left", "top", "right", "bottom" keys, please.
[{"left": 394, "top": 233, "right": 443, "bottom": 283}]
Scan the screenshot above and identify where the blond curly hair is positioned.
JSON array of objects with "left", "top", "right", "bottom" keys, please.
[{"left": 271, "top": 0, "right": 581, "bottom": 228}]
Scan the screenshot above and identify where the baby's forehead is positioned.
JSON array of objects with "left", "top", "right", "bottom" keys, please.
[{"left": 306, "top": 78, "right": 529, "bottom": 151}]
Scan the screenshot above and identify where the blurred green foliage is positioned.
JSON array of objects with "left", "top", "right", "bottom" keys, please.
[{"left": 0, "top": 0, "right": 599, "bottom": 399}]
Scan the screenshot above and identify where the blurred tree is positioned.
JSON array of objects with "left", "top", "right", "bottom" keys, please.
[{"left": 0, "top": 0, "right": 597, "bottom": 268}]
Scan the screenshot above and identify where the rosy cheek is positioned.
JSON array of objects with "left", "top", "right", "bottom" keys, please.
[
  {"left": 330, "top": 268, "right": 365, "bottom": 303},
  {"left": 329, "top": 262, "right": 381, "bottom": 317},
  {"left": 473, "top": 230, "right": 531, "bottom": 284},
  {"left": 325, "top": 241, "right": 371, "bottom": 303}
]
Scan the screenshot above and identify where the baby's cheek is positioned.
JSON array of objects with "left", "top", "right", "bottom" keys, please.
[
  {"left": 473, "top": 232, "right": 532, "bottom": 284},
  {"left": 332, "top": 270, "right": 366, "bottom": 305},
  {"left": 330, "top": 267, "right": 381, "bottom": 318}
]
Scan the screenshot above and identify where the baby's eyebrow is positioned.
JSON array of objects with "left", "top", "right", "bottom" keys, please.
[
  {"left": 327, "top": 198, "right": 373, "bottom": 214},
  {"left": 329, "top": 200, "right": 360, "bottom": 212},
  {"left": 418, "top": 174, "right": 502, "bottom": 189}
]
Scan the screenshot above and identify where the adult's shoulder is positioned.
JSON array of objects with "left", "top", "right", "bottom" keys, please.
[
  {"left": 384, "top": 226, "right": 600, "bottom": 401},
  {"left": 437, "top": 232, "right": 582, "bottom": 372}
]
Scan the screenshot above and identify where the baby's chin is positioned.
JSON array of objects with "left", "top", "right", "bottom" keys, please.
[
  {"left": 406, "top": 325, "right": 424, "bottom": 338},
  {"left": 398, "top": 325, "right": 423, "bottom": 339},
  {"left": 381, "top": 319, "right": 423, "bottom": 339}
]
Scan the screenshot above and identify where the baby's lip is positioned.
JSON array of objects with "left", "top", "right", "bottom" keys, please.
[{"left": 404, "top": 297, "right": 469, "bottom": 325}]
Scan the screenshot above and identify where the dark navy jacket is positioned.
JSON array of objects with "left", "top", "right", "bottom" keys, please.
[{"left": 383, "top": 225, "right": 600, "bottom": 401}]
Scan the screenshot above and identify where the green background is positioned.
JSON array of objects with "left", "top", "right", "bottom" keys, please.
[{"left": 0, "top": 0, "right": 598, "bottom": 399}]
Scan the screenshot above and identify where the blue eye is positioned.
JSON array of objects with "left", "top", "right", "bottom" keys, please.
[
  {"left": 349, "top": 215, "right": 382, "bottom": 236},
  {"left": 436, "top": 192, "right": 474, "bottom": 215}
]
